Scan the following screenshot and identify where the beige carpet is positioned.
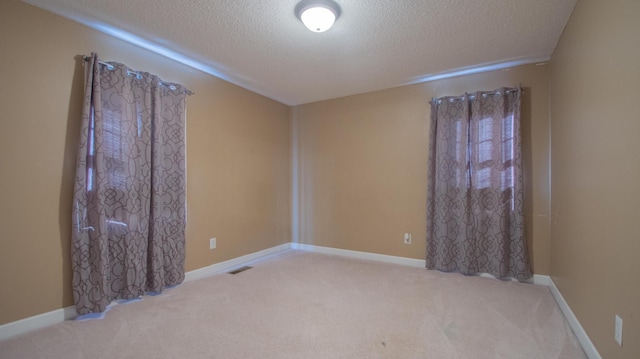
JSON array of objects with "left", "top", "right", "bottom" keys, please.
[{"left": 0, "top": 250, "right": 586, "bottom": 358}]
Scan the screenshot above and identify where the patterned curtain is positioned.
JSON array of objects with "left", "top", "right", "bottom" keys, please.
[
  {"left": 426, "top": 87, "right": 531, "bottom": 280},
  {"left": 71, "top": 53, "right": 188, "bottom": 315}
]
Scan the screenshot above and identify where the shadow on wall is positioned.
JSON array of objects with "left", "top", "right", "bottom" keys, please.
[
  {"left": 57, "top": 55, "right": 86, "bottom": 309},
  {"left": 520, "top": 87, "right": 534, "bottom": 272}
]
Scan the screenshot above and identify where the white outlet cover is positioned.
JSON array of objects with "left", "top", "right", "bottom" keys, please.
[
  {"left": 615, "top": 315, "right": 623, "bottom": 346},
  {"left": 209, "top": 238, "right": 216, "bottom": 250},
  {"left": 403, "top": 233, "right": 411, "bottom": 244}
]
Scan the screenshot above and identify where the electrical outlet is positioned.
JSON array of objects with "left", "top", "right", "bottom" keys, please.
[
  {"left": 209, "top": 237, "right": 217, "bottom": 250},
  {"left": 615, "top": 315, "right": 623, "bottom": 346},
  {"left": 403, "top": 233, "right": 411, "bottom": 244}
]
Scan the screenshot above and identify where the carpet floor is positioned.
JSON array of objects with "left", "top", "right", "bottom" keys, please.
[{"left": 0, "top": 250, "right": 586, "bottom": 358}]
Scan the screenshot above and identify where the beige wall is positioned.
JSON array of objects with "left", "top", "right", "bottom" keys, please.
[
  {"left": 0, "top": 0, "right": 290, "bottom": 325},
  {"left": 549, "top": 0, "right": 640, "bottom": 358},
  {"left": 294, "top": 64, "right": 552, "bottom": 274},
  {"left": 8, "top": 3, "right": 637, "bottom": 357}
]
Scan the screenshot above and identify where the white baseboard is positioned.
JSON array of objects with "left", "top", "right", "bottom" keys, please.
[
  {"left": 291, "top": 243, "right": 426, "bottom": 268},
  {"left": 543, "top": 276, "right": 601, "bottom": 359},
  {"left": 0, "top": 242, "right": 292, "bottom": 341},
  {"left": 292, "top": 244, "right": 599, "bottom": 358},
  {"left": 0, "top": 305, "right": 77, "bottom": 341},
  {"left": 532, "top": 274, "right": 552, "bottom": 286},
  {"left": 0, "top": 241, "right": 600, "bottom": 359},
  {"left": 184, "top": 242, "right": 291, "bottom": 282}
]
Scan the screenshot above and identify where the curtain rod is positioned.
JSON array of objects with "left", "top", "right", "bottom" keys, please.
[
  {"left": 82, "top": 56, "right": 194, "bottom": 95},
  {"left": 430, "top": 87, "right": 523, "bottom": 104}
]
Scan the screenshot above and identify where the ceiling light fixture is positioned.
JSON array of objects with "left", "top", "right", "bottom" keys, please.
[{"left": 295, "top": 0, "right": 341, "bottom": 33}]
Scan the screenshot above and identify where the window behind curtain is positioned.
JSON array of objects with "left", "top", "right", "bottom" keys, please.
[
  {"left": 426, "top": 87, "right": 531, "bottom": 280},
  {"left": 71, "top": 53, "right": 191, "bottom": 315}
]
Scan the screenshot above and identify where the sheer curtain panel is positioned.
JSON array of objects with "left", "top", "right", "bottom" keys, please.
[
  {"left": 426, "top": 87, "right": 531, "bottom": 280},
  {"left": 71, "top": 53, "right": 189, "bottom": 314}
]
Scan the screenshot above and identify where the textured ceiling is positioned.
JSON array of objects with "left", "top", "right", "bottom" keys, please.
[{"left": 23, "top": 0, "right": 577, "bottom": 105}]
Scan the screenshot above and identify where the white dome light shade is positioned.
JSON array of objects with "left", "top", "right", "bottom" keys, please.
[
  {"left": 295, "top": 0, "right": 341, "bottom": 33},
  {"left": 300, "top": 7, "right": 336, "bottom": 32}
]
